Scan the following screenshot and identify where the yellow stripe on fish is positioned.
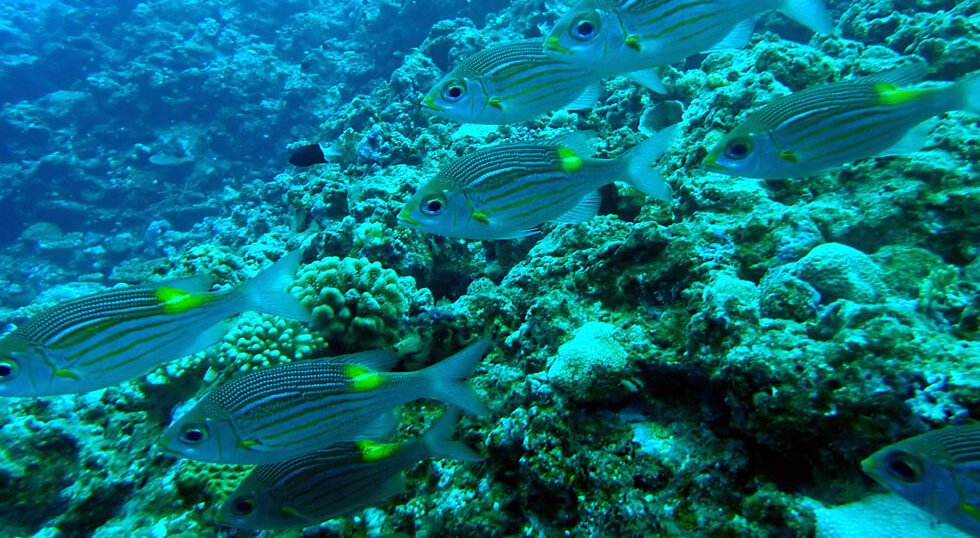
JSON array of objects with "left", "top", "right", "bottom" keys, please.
[
  {"left": 158, "top": 341, "right": 490, "bottom": 465},
  {"left": 704, "top": 64, "right": 980, "bottom": 179},
  {"left": 544, "top": 0, "right": 833, "bottom": 88},
  {"left": 215, "top": 409, "right": 481, "bottom": 531},
  {"left": 0, "top": 250, "right": 310, "bottom": 397},
  {"left": 421, "top": 40, "right": 602, "bottom": 125},
  {"left": 398, "top": 129, "right": 676, "bottom": 240}
]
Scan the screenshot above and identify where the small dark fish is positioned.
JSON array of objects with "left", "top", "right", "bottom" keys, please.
[{"left": 288, "top": 143, "right": 340, "bottom": 167}]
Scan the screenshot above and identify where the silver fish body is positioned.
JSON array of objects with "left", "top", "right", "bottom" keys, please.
[
  {"left": 544, "top": 0, "right": 832, "bottom": 78},
  {"left": 0, "top": 251, "right": 311, "bottom": 397},
  {"left": 862, "top": 424, "right": 980, "bottom": 538},
  {"left": 398, "top": 127, "right": 676, "bottom": 240},
  {"left": 704, "top": 65, "right": 980, "bottom": 178},
  {"left": 159, "top": 340, "right": 490, "bottom": 464},
  {"left": 215, "top": 408, "right": 481, "bottom": 530},
  {"left": 422, "top": 40, "right": 601, "bottom": 125}
]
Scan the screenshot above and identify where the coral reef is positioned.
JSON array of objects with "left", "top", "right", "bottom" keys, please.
[{"left": 1, "top": 0, "right": 979, "bottom": 535}]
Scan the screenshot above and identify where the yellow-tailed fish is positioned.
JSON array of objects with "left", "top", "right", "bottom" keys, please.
[
  {"left": 704, "top": 64, "right": 980, "bottom": 178},
  {"left": 422, "top": 40, "right": 602, "bottom": 125},
  {"left": 544, "top": 0, "right": 833, "bottom": 88},
  {"left": 0, "top": 250, "right": 311, "bottom": 397},
  {"left": 861, "top": 424, "right": 980, "bottom": 537},
  {"left": 215, "top": 407, "right": 480, "bottom": 530},
  {"left": 159, "top": 340, "right": 489, "bottom": 464},
  {"left": 397, "top": 126, "right": 676, "bottom": 240}
]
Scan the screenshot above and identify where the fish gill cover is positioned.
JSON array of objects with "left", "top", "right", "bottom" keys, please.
[{"left": 0, "top": 0, "right": 978, "bottom": 536}]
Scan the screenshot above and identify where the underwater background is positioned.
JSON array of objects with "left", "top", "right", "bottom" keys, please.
[{"left": 1, "top": 0, "right": 979, "bottom": 536}]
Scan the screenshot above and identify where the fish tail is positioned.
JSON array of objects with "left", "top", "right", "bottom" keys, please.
[
  {"left": 422, "top": 407, "right": 483, "bottom": 462},
  {"left": 960, "top": 71, "right": 980, "bottom": 114},
  {"left": 779, "top": 0, "right": 834, "bottom": 34},
  {"left": 622, "top": 123, "right": 677, "bottom": 203},
  {"left": 237, "top": 249, "right": 312, "bottom": 322},
  {"left": 421, "top": 339, "right": 490, "bottom": 417}
]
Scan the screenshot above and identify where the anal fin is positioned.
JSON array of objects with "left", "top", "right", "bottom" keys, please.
[
  {"left": 564, "top": 83, "right": 601, "bottom": 111},
  {"left": 552, "top": 192, "right": 601, "bottom": 224},
  {"left": 874, "top": 119, "right": 935, "bottom": 158}
]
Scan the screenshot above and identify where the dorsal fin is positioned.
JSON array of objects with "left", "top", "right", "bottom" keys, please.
[
  {"left": 319, "top": 350, "right": 399, "bottom": 371},
  {"left": 144, "top": 274, "right": 213, "bottom": 294},
  {"left": 858, "top": 63, "right": 929, "bottom": 87}
]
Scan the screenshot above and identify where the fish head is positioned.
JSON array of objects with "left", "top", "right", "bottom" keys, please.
[
  {"left": 0, "top": 333, "right": 51, "bottom": 397},
  {"left": 544, "top": 3, "right": 620, "bottom": 69},
  {"left": 398, "top": 176, "right": 473, "bottom": 238},
  {"left": 423, "top": 73, "right": 487, "bottom": 122},
  {"left": 159, "top": 410, "right": 239, "bottom": 463},
  {"left": 215, "top": 480, "right": 285, "bottom": 530},
  {"left": 861, "top": 436, "right": 962, "bottom": 520},
  {"left": 703, "top": 129, "right": 780, "bottom": 178}
]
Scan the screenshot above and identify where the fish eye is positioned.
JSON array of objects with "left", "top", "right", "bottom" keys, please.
[
  {"left": 886, "top": 451, "right": 923, "bottom": 482},
  {"left": 232, "top": 496, "right": 255, "bottom": 516},
  {"left": 442, "top": 81, "right": 466, "bottom": 102},
  {"left": 724, "top": 138, "right": 753, "bottom": 160},
  {"left": 570, "top": 12, "right": 600, "bottom": 41},
  {"left": 179, "top": 423, "right": 209, "bottom": 444},
  {"left": 421, "top": 194, "right": 445, "bottom": 216},
  {"left": 0, "top": 358, "right": 18, "bottom": 382}
]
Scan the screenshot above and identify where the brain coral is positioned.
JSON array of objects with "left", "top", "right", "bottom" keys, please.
[
  {"left": 796, "top": 243, "right": 888, "bottom": 304},
  {"left": 291, "top": 256, "right": 422, "bottom": 350},
  {"left": 547, "top": 321, "right": 631, "bottom": 403}
]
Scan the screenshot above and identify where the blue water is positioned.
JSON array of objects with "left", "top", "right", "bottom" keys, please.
[{"left": 1, "top": 0, "right": 979, "bottom": 536}]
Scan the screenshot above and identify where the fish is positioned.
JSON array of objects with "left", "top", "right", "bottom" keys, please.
[
  {"left": 703, "top": 64, "right": 980, "bottom": 178},
  {"left": 543, "top": 0, "right": 833, "bottom": 89},
  {"left": 215, "top": 407, "right": 481, "bottom": 530},
  {"left": 158, "top": 340, "right": 490, "bottom": 464},
  {"left": 421, "top": 40, "right": 603, "bottom": 125},
  {"left": 397, "top": 126, "right": 677, "bottom": 240},
  {"left": 0, "top": 250, "right": 312, "bottom": 397},
  {"left": 288, "top": 142, "right": 340, "bottom": 167},
  {"left": 861, "top": 424, "right": 980, "bottom": 538}
]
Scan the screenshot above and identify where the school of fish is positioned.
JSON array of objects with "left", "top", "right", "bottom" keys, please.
[{"left": 3, "top": 0, "right": 980, "bottom": 532}]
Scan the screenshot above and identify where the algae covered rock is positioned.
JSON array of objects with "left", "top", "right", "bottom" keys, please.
[
  {"left": 796, "top": 243, "right": 888, "bottom": 304},
  {"left": 547, "top": 321, "right": 631, "bottom": 402},
  {"left": 759, "top": 265, "right": 820, "bottom": 321}
]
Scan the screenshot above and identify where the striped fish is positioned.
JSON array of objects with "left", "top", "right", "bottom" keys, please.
[
  {"left": 397, "top": 126, "right": 677, "bottom": 240},
  {"left": 421, "top": 40, "right": 602, "bottom": 125},
  {"left": 158, "top": 340, "right": 489, "bottom": 464},
  {"left": 704, "top": 65, "right": 980, "bottom": 178},
  {"left": 215, "top": 408, "right": 481, "bottom": 530},
  {"left": 544, "top": 0, "right": 832, "bottom": 86},
  {"left": 861, "top": 424, "right": 980, "bottom": 537},
  {"left": 0, "top": 250, "right": 311, "bottom": 397}
]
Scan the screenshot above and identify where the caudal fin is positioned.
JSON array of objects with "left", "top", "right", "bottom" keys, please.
[
  {"left": 238, "top": 249, "right": 312, "bottom": 323},
  {"left": 622, "top": 123, "right": 677, "bottom": 203},
  {"left": 421, "top": 340, "right": 490, "bottom": 417},
  {"left": 960, "top": 71, "right": 980, "bottom": 114},
  {"left": 779, "top": 0, "right": 834, "bottom": 34},
  {"left": 422, "top": 407, "right": 483, "bottom": 462}
]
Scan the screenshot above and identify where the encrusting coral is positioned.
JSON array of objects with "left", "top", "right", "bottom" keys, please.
[{"left": 796, "top": 243, "right": 889, "bottom": 304}]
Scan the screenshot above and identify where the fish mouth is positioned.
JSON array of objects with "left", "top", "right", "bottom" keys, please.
[
  {"left": 702, "top": 151, "right": 725, "bottom": 171},
  {"left": 398, "top": 209, "right": 420, "bottom": 227},
  {"left": 544, "top": 36, "right": 571, "bottom": 54},
  {"left": 421, "top": 94, "right": 442, "bottom": 112},
  {"left": 860, "top": 458, "right": 884, "bottom": 484}
]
